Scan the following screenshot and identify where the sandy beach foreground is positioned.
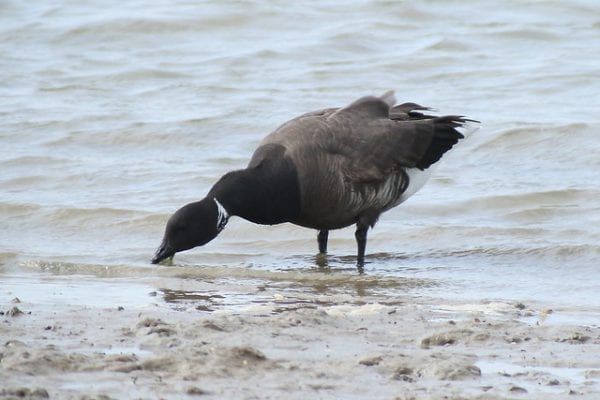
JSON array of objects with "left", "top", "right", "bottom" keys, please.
[{"left": 1, "top": 273, "right": 599, "bottom": 400}]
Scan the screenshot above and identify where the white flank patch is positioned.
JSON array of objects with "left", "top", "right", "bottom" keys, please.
[
  {"left": 398, "top": 167, "right": 434, "bottom": 203},
  {"left": 213, "top": 198, "right": 229, "bottom": 231}
]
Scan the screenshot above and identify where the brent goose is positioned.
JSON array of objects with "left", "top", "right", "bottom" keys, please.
[{"left": 152, "top": 91, "right": 477, "bottom": 267}]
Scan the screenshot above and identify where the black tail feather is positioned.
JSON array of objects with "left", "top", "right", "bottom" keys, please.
[
  {"left": 389, "top": 102, "right": 437, "bottom": 121},
  {"left": 415, "top": 116, "right": 476, "bottom": 170}
]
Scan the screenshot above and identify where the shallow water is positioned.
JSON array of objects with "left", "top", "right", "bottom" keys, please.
[{"left": 1, "top": 0, "right": 599, "bottom": 309}]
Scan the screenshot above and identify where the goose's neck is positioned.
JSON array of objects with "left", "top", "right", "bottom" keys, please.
[
  {"left": 212, "top": 197, "right": 229, "bottom": 232},
  {"left": 208, "top": 167, "right": 300, "bottom": 226}
]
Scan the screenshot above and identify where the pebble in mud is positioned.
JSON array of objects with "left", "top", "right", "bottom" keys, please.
[
  {"left": 420, "top": 328, "right": 490, "bottom": 349},
  {"left": 417, "top": 358, "right": 481, "bottom": 381},
  {"left": 135, "top": 317, "right": 176, "bottom": 337},
  {"left": 388, "top": 353, "right": 481, "bottom": 382},
  {"left": 186, "top": 386, "right": 208, "bottom": 396},
  {"left": 359, "top": 355, "right": 383, "bottom": 366},
  {"left": 558, "top": 332, "right": 591, "bottom": 344},
  {"left": 509, "top": 385, "right": 528, "bottom": 393},
  {"left": 229, "top": 346, "right": 267, "bottom": 363},
  {"left": 136, "top": 317, "right": 167, "bottom": 328},
  {"left": 584, "top": 370, "right": 600, "bottom": 379},
  {"left": 0, "top": 388, "right": 49, "bottom": 399},
  {"left": 5, "top": 307, "right": 24, "bottom": 317},
  {"left": 393, "top": 366, "right": 415, "bottom": 382}
]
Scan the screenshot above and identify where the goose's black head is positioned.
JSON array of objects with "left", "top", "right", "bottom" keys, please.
[{"left": 151, "top": 197, "right": 229, "bottom": 264}]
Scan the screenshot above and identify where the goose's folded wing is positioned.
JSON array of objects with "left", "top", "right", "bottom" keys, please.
[{"left": 327, "top": 97, "right": 469, "bottom": 182}]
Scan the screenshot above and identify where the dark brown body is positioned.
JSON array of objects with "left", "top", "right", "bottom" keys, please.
[{"left": 248, "top": 93, "right": 466, "bottom": 230}]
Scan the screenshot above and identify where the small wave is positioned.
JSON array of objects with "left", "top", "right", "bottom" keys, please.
[
  {"left": 416, "top": 243, "right": 600, "bottom": 262},
  {"left": 380, "top": 3, "right": 442, "bottom": 21},
  {"left": 38, "top": 69, "right": 192, "bottom": 90},
  {"left": 326, "top": 241, "right": 600, "bottom": 264},
  {"left": 37, "top": 83, "right": 94, "bottom": 93},
  {"left": 486, "top": 27, "right": 560, "bottom": 41},
  {"left": 467, "top": 189, "right": 592, "bottom": 210},
  {"left": 113, "top": 212, "right": 171, "bottom": 231},
  {"left": 397, "top": 188, "right": 596, "bottom": 220},
  {"left": 104, "top": 68, "right": 192, "bottom": 82},
  {"left": 504, "top": 206, "right": 581, "bottom": 222},
  {"left": 1, "top": 175, "right": 48, "bottom": 187},
  {"left": 423, "top": 38, "right": 472, "bottom": 52},
  {"left": 0, "top": 155, "right": 72, "bottom": 168},
  {"left": 0, "top": 252, "right": 18, "bottom": 267},
  {"left": 473, "top": 123, "right": 589, "bottom": 152},
  {"left": 53, "top": 13, "right": 255, "bottom": 45},
  {"left": 25, "top": 206, "right": 159, "bottom": 230},
  {"left": 42, "top": 122, "right": 213, "bottom": 148},
  {"left": 56, "top": 18, "right": 198, "bottom": 40},
  {"left": 0, "top": 202, "right": 42, "bottom": 216},
  {"left": 18, "top": 259, "right": 434, "bottom": 292}
]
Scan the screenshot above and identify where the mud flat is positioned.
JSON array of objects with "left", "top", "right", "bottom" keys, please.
[{"left": 1, "top": 273, "right": 599, "bottom": 399}]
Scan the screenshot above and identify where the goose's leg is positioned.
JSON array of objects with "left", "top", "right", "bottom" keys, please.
[
  {"left": 355, "top": 222, "right": 369, "bottom": 266},
  {"left": 317, "top": 229, "right": 329, "bottom": 254}
]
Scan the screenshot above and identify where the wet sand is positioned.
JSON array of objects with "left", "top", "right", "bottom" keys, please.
[{"left": 1, "top": 273, "right": 599, "bottom": 399}]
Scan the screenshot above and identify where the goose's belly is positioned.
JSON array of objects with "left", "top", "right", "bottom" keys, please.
[{"left": 294, "top": 168, "right": 433, "bottom": 230}]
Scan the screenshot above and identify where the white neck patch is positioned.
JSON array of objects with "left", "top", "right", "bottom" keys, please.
[{"left": 213, "top": 198, "right": 229, "bottom": 232}]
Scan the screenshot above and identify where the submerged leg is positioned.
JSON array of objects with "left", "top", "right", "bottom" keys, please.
[
  {"left": 317, "top": 229, "right": 329, "bottom": 254},
  {"left": 355, "top": 222, "right": 369, "bottom": 269}
]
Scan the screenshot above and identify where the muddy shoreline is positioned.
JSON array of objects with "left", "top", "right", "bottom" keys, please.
[{"left": 1, "top": 275, "right": 599, "bottom": 399}]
